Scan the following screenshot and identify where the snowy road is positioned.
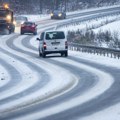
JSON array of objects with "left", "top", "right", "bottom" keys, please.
[
  {"left": 0, "top": 9, "right": 120, "bottom": 120},
  {"left": 0, "top": 31, "right": 120, "bottom": 120}
]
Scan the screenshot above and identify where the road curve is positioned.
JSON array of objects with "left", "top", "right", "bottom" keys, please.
[{"left": 0, "top": 8, "right": 120, "bottom": 120}]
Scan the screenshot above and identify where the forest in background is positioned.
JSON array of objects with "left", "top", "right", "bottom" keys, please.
[{"left": 0, "top": 0, "right": 119, "bottom": 14}]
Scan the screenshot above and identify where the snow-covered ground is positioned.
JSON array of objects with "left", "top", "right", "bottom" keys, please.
[
  {"left": 1, "top": 6, "right": 120, "bottom": 120},
  {"left": 58, "top": 14, "right": 120, "bottom": 35},
  {"left": 19, "top": 5, "right": 120, "bottom": 40},
  {"left": 22, "top": 12, "right": 120, "bottom": 38},
  {"left": 0, "top": 64, "right": 10, "bottom": 87},
  {"left": 23, "top": 14, "right": 49, "bottom": 22},
  {"left": 61, "top": 11, "right": 120, "bottom": 120},
  {"left": 23, "top": 9, "right": 120, "bottom": 120},
  {"left": 72, "top": 53, "right": 120, "bottom": 120},
  {"left": 9, "top": 50, "right": 120, "bottom": 120},
  {"left": 93, "top": 19, "right": 120, "bottom": 33},
  {"left": 57, "top": 11, "right": 120, "bottom": 49}
]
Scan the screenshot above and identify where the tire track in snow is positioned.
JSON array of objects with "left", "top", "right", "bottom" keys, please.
[
  {"left": 0, "top": 48, "right": 40, "bottom": 101},
  {"left": 1, "top": 33, "right": 112, "bottom": 120},
  {"left": 8, "top": 29, "right": 115, "bottom": 120},
  {"left": 0, "top": 56, "right": 21, "bottom": 92},
  {"left": 0, "top": 58, "right": 12, "bottom": 89},
  {"left": 0, "top": 19, "right": 117, "bottom": 120},
  {"left": 0, "top": 55, "right": 96, "bottom": 120},
  {"left": 0, "top": 35, "right": 50, "bottom": 105},
  {"left": 0, "top": 35, "right": 22, "bottom": 92},
  {"left": 10, "top": 56, "right": 113, "bottom": 120},
  {"left": 36, "top": 55, "right": 120, "bottom": 120},
  {"left": 0, "top": 34, "right": 77, "bottom": 118}
]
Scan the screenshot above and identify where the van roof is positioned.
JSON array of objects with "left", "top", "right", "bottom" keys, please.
[
  {"left": 44, "top": 30, "right": 65, "bottom": 33},
  {"left": 44, "top": 30, "right": 64, "bottom": 32}
]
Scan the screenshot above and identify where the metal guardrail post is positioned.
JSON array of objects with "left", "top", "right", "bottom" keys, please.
[{"left": 69, "top": 42, "right": 120, "bottom": 59}]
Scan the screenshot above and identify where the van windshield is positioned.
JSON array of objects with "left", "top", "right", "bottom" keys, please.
[{"left": 46, "top": 31, "right": 65, "bottom": 40}]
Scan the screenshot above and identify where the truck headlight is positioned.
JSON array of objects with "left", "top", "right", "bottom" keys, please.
[
  {"left": 21, "top": 21, "right": 24, "bottom": 24},
  {"left": 13, "top": 21, "right": 16, "bottom": 25},
  {"left": 6, "top": 15, "right": 12, "bottom": 21},
  {"left": 50, "top": 13, "right": 54, "bottom": 16}
]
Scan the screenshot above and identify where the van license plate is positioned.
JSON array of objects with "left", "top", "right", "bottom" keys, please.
[{"left": 52, "top": 42, "right": 60, "bottom": 45}]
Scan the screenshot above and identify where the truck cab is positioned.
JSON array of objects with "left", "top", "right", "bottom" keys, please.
[{"left": 0, "top": 4, "right": 15, "bottom": 34}]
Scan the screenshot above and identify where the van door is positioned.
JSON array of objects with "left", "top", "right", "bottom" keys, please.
[
  {"left": 45, "top": 31, "right": 66, "bottom": 51},
  {"left": 39, "top": 32, "right": 45, "bottom": 52}
]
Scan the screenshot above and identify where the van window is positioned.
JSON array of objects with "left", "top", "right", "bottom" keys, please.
[{"left": 46, "top": 31, "right": 65, "bottom": 40}]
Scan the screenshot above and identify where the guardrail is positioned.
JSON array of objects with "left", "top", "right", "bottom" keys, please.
[
  {"left": 54, "top": 7, "right": 120, "bottom": 59},
  {"left": 69, "top": 42, "right": 120, "bottom": 59}
]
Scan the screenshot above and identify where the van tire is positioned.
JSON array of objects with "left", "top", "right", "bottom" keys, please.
[
  {"left": 61, "top": 53, "right": 64, "bottom": 56},
  {"left": 39, "top": 51, "right": 42, "bottom": 57},
  {"left": 65, "top": 51, "right": 68, "bottom": 57},
  {"left": 42, "top": 52, "right": 46, "bottom": 58}
]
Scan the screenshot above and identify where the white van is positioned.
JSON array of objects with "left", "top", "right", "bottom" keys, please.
[{"left": 37, "top": 30, "right": 68, "bottom": 57}]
